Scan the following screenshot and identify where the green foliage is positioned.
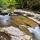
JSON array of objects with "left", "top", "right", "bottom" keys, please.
[
  {"left": 26, "top": 0, "right": 40, "bottom": 11},
  {"left": 0, "top": 0, "right": 16, "bottom": 9},
  {"left": 0, "top": 0, "right": 40, "bottom": 11}
]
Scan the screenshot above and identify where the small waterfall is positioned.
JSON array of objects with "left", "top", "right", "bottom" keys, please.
[
  {"left": 0, "top": 15, "right": 10, "bottom": 27},
  {"left": 27, "top": 25, "right": 40, "bottom": 40}
]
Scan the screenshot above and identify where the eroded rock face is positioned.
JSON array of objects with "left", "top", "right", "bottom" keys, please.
[{"left": 1, "top": 26, "right": 32, "bottom": 40}]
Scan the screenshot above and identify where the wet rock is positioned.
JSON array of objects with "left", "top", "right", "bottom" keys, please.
[{"left": 2, "top": 26, "right": 31, "bottom": 40}]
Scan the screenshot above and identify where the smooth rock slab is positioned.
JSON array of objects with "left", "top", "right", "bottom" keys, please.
[{"left": 2, "top": 26, "right": 31, "bottom": 40}]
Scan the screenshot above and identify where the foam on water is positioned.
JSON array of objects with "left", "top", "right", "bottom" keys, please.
[{"left": 28, "top": 25, "right": 40, "bottom": 40}]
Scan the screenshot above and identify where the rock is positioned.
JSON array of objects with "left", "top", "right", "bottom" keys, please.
[
  {"left": 2, "top": 26, "right": 31, "bottom": 40},
  {"left": 14, "top": 9, "right": 40, "bottom": 24}
]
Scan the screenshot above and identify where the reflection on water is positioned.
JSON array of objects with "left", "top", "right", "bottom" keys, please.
[{"left": 0, "top": 15, "right": 11, "bottom": 27}]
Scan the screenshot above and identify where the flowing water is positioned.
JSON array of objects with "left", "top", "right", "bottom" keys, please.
[
  {"left": 0, "top": 13, "right": 32, "bottom": 40},
  {"left": 0, "top": 15, "right": 11, "bottom": 27},
  {"left": 0, "top": 9, "right": 40, "bottom": 40}
]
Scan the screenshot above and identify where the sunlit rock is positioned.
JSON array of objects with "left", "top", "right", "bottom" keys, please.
[{"left": 2, "top": 26, "right": 31, "bottom": 40}]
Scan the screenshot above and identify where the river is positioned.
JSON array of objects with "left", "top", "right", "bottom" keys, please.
[{"left": 0, "top": 9, "right": 40, "bottom": 40}]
